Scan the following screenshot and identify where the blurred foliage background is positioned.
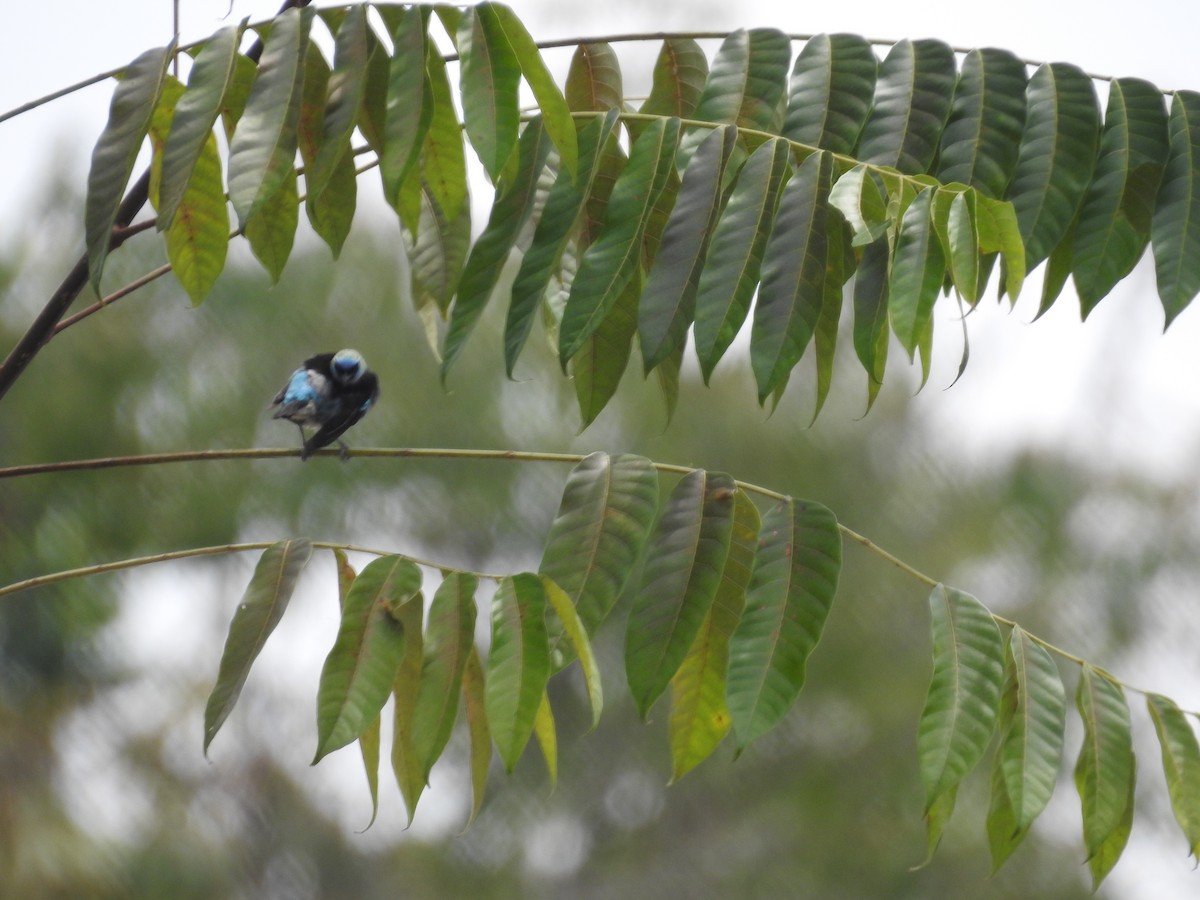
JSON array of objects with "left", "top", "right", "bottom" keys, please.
[{"left": 2, "top": 173, "right": 1198, "bottom": 899}]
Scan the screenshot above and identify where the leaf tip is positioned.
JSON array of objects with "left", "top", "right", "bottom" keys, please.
[{"left": 354, "top": 808, "right": 380, "bottom": 834}]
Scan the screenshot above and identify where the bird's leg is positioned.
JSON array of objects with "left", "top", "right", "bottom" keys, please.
[
  {"left": 337, "top": 440, "right": 350, "bottom": 462},
  {"left": 296, "top": 424, "right": 310, "bottom": 460}
]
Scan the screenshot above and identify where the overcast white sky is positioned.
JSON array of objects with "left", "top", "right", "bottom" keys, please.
[{"left": 4, "top": 1, "right": 1200, "bottom": 896}]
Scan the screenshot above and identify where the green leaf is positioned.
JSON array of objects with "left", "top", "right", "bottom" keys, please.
[
  {"left": 917, "top": 585, "right": 1004, "bottom": 855},
  {"left": 640, "top": 38, "right": 709, "bottom": 123},
  {"left": 559, "top": 117, "right": 681, "bottom": 364},
  {"left": 639, "top": 125, "right": 736, "bottom": 373},
  {"left": 640, "top": 151, "right": 679, "bottom": 273},
  {"left": 828, "top": 165, "right": 890, "bottom": 248},
  {"left": 888, "top": 187, "right": 945, "bottom": 361},
  {"left": 457, "top": 5, "right": 521, "bottom": 181},
  {"left": 654, "top": 341, "right": 686, "bottom": 426},
  {"left": 1034, "top": 214, "right": 1077, "bottom": 318},
  {"left": 542, "top": 576, "right": 603, "bottom": 729},
  {"left": 625, "top": 471, "right": 737, "bottom": 717},
  {"left": 1074, "top": 664, "right": 1134, "bottom": 875},
  {"left": 306, "top": 5, "right": 367, "bottom": 204},
  {"left": 1073, "top": 78, "right": 1168, "bottom": 316},
  {"left": 486, "top": 573, "right": 551, "bottom": 772},
  {"left": 1007, "top": 63, "right": 1101, "bottom": 270},
  {"left": 148, "top": 78, "right": 228, "bottom": 305},
  {"left": 1152, "top": 90, "right": 1200, "bottom": 325},
  {"left": 228, "top": 7, "right": 314, "bottom": 227},
  {"left": 354, "top": 22, "right": 389, "bottom": 156},
  {"left": 538, "top": 452, "right": 659, "bottom": 665},
  {"left": 306, "top": 142, "right": 357, "bottom": 258},
  {"left": 380, "top": 6, "right": 431, "bottom": 206},
  {"left": 1147, "top": 693, "right": 1200, "bottom": 858},
  {"left": 1087, "top": 758, "right": 1136, "bottom": 890},
  {"left": 726, "top": 498, "right": 842, "bottom": 748},
  {"left": 750, "top": 150, "right": 835, "bottom": 402},
  {"left": 243, "top": 167, "right": 298, "bottom": 283},
  {"left": 505, "top": 109, "right": 621, "bottom": 375},
  {"left": 442, "top": 117, "right": 554, "bottom": 380},
  {"left": 976, "top": 194, "right": 1026, "bottom": 299},
  {"left": 331, "top": 550, "right": 381, "bottom": 829},
  {"left": 85, "top": 44, "right": 173, "bottom": 290},
  {"left": 461, "top": 646, "right": 490, "bottom": 826},
  {"left": 920, "top": 786, "right": 958, "bottom": 869},
  {"left": 857, "top": 39, "right": 956, "bottom": 175},
  {"left": 296, "top": 38, "right": 331, "bottom": 167},
  {"left": 159, "top": 23, "right": 243, "bottom": 230},
  {"left": 533, "top": 689, "right": 557, "bottom": 789},
  {"left": 164, "top": 137, "right": 228, "bottom": 303},
  {"left": 404, "top": 185, "right": 471, "bottom": 315},
  {"left": 811, "top": 209, "right": 849, "bottom": 422},
  {"left": 571, "top": 267, "right": 639, "bottom": 428},
  {"left": 693, "top": 138, "right": 793, "bottom": 382},
  {"left": 566, "top": 42, "right": 622, "bottom": 113},
  {"left": 293, "top": 44, "right": 355, "bottom": 258},
  {"left": 782, "top": 33, "right": 877, "bottom": 155},
  {"left": 998, "top": 627, "right": 1066, "bottom": 833},
  {"left": 218, "top": 52, "right": 257, "bottom": 140},
  {"left": 313, "top": 556, "right": 420, "bottom": 764},
  {"left": 577, "top": 130, "right": 626, "bottom": 250},
  {"left": 681, "top": 28, "right": 790, "bottom": 164},
  {"left": 986, "top": 746, "right": 1022, "bottom": 873},
  {"left": 421, "top": 45, "right": 469, "bottom": 227},
  {"left": 852, "top": 236, "right": 891, "bottom": 409},
  {"left": 935, "top": 47, "right": 1027, "bottom": 199},
  {"left": 389, "top": 585, "right": 425, "bottom": 823},
  {"left": 945, "top": 190, "right": 980, "bottom": 303},
  {"left": 669, "top": 489, "right": 760, "bottom": 781},
  {"left": 411, "top": 572, "right": 478, "bottom": 782},
  {"left": 485, "top": 3, "right": 577, "bottom": 176},
  {"left": 203, "top": 539, "right": 312, "bottom": 754},
  {"left": 332, "top": 546, "right": 356, "bottom": 609}
]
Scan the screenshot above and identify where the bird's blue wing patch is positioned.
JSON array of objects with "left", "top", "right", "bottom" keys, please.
[{"left": 283, "top": 368, "right": 318, "bottom": 404}]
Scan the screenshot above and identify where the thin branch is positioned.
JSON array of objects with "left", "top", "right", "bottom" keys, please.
[
  {"left": 54, "top": 264, "right": 174, "bottom": 334},
  {"left": 2, "top": 25, "right": 1156, "bottom": 130},
  {"left": 603, "top": 110, "right": 923, "bottom": 197},
  {"left": 0, "top": 447, "right": 594, "bottom": 479},
  {"left": 0, "top": 539, "right": 507, "bottom": 600},
  {"left": 0, "top": 71, "right": 121, "bottom": 125}
]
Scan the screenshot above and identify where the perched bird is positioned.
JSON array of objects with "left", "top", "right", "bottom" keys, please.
[{"left": 271, "top": 349, "right": 379, "bottom": 460}]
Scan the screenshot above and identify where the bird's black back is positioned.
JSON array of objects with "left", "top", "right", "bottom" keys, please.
[
  {"left": 303, "top": 370, "right": 380, "bottom": 455},
  {"left": 304, "top": 353, "right": 338, "bottom": 377}
]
